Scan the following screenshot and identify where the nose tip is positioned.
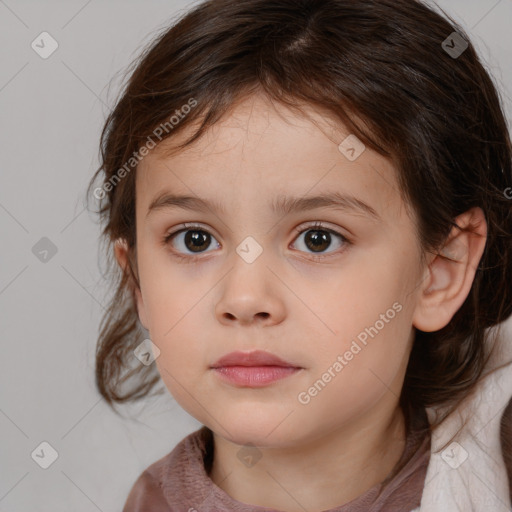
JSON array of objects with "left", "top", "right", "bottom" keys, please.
[{"left": 214, "top": 252, "right": 286, "bottom": 327}]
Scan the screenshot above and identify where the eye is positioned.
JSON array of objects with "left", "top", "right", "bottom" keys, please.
[
  {"left": 291, "top": 222, "right": 349, "bottom": 258},
  {"left": 163, "top": 223, "right": 220, "bottom": 260},
  {"left": 162, "top": 221, "right": 350, "bottom": 262}
]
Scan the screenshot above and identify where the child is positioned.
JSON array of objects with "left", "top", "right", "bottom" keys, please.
[{"left": 88, "top": 0, "right": 512, "bottom": 510}]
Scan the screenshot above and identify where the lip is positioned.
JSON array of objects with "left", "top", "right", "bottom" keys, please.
[
  {"left": 210, "top": 350, "right": 302, "bottom": 388},
  {"left": 210, "top": 350, "right": 299, "bottom": 368}
]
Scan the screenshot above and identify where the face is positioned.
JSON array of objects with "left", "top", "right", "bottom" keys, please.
[{"left": 130, "top": 93, "right": 425, "bottom": 448}]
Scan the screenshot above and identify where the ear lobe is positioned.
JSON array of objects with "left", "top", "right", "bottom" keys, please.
[
  {"left": 114, "top": 238, "right": 149, "bottom": 330},
  {"left": 412, "top": 207, "right": 487, "bottom": 333}
]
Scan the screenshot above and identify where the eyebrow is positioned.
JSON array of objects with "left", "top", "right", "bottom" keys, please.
[{"left": 146, "top": 191, "right": 380, "bottom": 220}]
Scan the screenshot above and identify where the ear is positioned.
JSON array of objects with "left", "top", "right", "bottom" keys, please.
[
  {"left": 114, "top": 238, "right": 149, "bottom": 330},
  {"left": 412, "top": 207, "right": 487, "bottom": 332}
]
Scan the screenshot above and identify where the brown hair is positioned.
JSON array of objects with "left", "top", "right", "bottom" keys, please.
[{"left": 87, "top": 0, "right": 512, "bottom": 497}]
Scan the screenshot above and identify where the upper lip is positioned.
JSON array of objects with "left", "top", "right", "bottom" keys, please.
[{"left": 210, "top": 350, "right": 300, "bottom": 368}]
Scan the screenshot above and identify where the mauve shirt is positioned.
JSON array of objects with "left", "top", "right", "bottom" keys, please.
[{"left": 123, "top": 414, "right": 431, "bottom": 512}]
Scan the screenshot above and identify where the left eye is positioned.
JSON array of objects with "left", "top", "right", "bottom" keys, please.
[
  {"left": 291, "top": 223, "right": 348, "bottom": 255},
  {"left": 163, "top": 222, "right": 349, "bottom": 259}
]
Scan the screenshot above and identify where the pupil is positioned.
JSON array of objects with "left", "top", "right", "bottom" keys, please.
[
  {"left": 182, "top": 229, "right": 330, "bottom": 254},
  {"left": 306, "top": 230, "right": 330, "bottom": 252},
  {"left": 185, "top": 230, "right": 210, "bottom": 252}
]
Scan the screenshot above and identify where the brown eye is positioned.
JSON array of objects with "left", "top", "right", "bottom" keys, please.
[
  {"left": 303, "top": 230, "right": 332, "bottom": 252},
  {"left": 163, "top": 221, "right": 350, "bottom": 262},
  {"left": 164, "top": 225, "right": 220, "bottom": 257},
  {"left": 182, "top": 230, "right": 211, "bottom": 252},
  {"left": 291, "top": 222, "right": 349, "bottom": 257}
]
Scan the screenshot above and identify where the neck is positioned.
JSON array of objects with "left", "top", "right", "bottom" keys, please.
[{"left": 209, "top": 401, "right": 407, "bottom": 512}]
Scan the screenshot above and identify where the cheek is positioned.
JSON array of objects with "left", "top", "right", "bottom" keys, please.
[
  {"left": 291, "top": 252, "right": 409, "bottom": 336},
  {"left": 138, "top": 245, "right": 193, "bottom": 326},
  {"left": 295, "top": 311, "right": 413, "bottom": 431},
  {"left": 293, "top": 252, "right": 415, "bottom": 385},
  {"left": 151, "top": 316, "right": 208, "bottom": 412},
  {"left": 323, "top": 306, "right": 410, "bottom": 386},
  {"left": 137, "top": 258, "right": 208, "bottom": 370}
]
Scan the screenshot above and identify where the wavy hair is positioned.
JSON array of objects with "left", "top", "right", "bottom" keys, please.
[{"left": 87, "top": 0, "right": 512, "bottom": 496}]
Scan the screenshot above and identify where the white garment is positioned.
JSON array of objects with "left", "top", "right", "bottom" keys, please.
[{"left": 411, "top": 323, "right": 512, "bottom": 512}]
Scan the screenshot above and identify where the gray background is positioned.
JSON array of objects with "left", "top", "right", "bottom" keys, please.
[{"left": 0, "top": 0, "right": 511, "bottom": 510}]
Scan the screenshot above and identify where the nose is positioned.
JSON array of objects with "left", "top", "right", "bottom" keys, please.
[{"left": 214, "top": 251, "right": 286, "bottom": 327}]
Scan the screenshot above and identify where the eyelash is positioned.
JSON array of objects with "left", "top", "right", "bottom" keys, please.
[{"left": 162, "top": 221, "right": 351, "bottom": 262}]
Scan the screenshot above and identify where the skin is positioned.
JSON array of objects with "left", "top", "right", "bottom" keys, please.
[{"left": 115, "top": 92, "right": 487, "bottom": 511}]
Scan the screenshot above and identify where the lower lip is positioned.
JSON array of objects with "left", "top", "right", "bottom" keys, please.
[{"left": 212, "top": 366, "right": 301, "bottom": 387}]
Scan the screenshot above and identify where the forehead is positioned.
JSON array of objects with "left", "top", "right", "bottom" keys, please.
[{"left": 135, "top": 94, "right": 408, "bottom": 223}]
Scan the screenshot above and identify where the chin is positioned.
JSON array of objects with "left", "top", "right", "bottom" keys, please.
[{"left": 212, "top": 416, "right": 305, "bottom": 449}]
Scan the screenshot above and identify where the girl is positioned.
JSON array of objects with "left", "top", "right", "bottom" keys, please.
[{"left": 88, "top": 0, "right": 512, "bottom": 510}]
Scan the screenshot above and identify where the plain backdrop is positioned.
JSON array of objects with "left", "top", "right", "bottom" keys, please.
[{"left": 0, "top": 0, "right": 511, "bottom": 510}]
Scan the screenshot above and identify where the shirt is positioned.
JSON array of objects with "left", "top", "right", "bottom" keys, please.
[
  {"left": 412, "top": 328, "right": 512, "bottom": 511},
  {"left": 123, "top": 411, "right": 431, "bottom": 512}
]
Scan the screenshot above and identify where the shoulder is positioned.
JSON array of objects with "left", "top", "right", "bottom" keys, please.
[
  {"left": 123, "top": 466, "right": 169, "bottom": 512},
  {"left": 122, "top": 426, "right": 213, "bottom": 512}
]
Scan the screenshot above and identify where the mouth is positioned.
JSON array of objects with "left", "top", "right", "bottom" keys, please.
[
  {"left": 212, "top": 365, "right": 302, "bottom": 387},
  {"left": 210, "top": 350, "right": 303, "bottom": 388}
]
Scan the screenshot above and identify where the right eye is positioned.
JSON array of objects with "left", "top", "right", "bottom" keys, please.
[{"left": 163, "top": 224, "right": 221, "bottom": 260}]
